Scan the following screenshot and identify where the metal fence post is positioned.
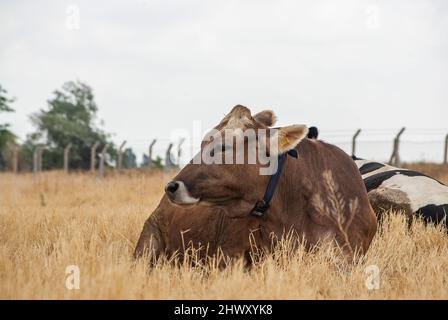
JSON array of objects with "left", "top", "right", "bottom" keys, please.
[
  {"left": 64, "top": 143, "right": 72, "bottom": 173},
  {"left": 117, "top": 140, "right": 126, "bottom": 170},
  {"left": 165, "top": 143, "right": 175, "bottom": 168},
  {"left": 351, "top": 129, "right": 361, "bottom": 156},
  {"left": 38, "top": 145, "right": 43, "bottom": 172},
  {"left": 148, "top": 139, "right": 156, "bottom": 168},
  {"left": 98, "top": 144, "right": 108, "bottom": 178},
  {"left": 33, "top": 147, "right": 38, "bottom": 174},
  {"left": 90, "top": 141, "right": 100, "bottom": 172},
  {"left": 389, "top": 127, "right": 405, "bottom": 166},
  {"left": 33, "top": 144, "right": 44, "bottom": 174}
]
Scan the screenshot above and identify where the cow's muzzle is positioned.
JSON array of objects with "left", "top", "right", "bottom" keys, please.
[{"left": 164, "top": 180, "right": 199, "bottom": 205}]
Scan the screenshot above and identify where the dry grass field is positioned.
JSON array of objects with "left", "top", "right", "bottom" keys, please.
[{"left": 1, "top": 164, "right": 448, "bottom": 299}]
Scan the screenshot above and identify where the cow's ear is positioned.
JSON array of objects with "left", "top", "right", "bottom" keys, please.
[
  {"left": 270, "top": 125, "right": 308, "bottom": 155},
  {"left": 253, "top": 110, "right": 277, "bottom": 127}
]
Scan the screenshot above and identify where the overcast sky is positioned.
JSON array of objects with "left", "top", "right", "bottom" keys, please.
[{"left": 1, "top": 0, "right": 447, "bottom": 162}]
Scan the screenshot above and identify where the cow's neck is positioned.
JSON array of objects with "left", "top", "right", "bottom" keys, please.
[
  {"left": 261, "top": 152, "right": 311, "bottom": 237},
  {"left": 250, "top": 150, "right": 297, "bottom": 217}
]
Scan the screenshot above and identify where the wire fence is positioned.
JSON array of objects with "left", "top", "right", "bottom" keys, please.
[
  {"left": 127, "top": 128, "right": 448, "bottom": 166},
  {"left": 5, "top": 128, "right": 448, "bottom": 175},
  {"left": 319, "top": 127, "right": 447, "bottom": 164}
]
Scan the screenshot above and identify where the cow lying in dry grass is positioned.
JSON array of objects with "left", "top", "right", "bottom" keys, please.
[
  {"left": 307, "top": 126, "right": 448, "bottom": 228},
  {"left": 352, "top": 156, "right": 448, "bottom": 228},
  {"left": 134, "top": 106, "right": 377, "bottom": 265}
]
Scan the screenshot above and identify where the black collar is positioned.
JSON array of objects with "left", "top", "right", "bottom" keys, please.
[{"left": 250, "top": 149, "right": 298, "bottom": 217}]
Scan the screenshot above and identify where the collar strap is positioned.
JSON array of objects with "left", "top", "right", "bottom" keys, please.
[{"left": 250, "top": 149, "right": 298, "bottom": 217}]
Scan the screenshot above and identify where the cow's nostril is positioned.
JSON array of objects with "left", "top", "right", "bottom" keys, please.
[{"left": 165, "top": 181, "right": 180, "bottom": 195}]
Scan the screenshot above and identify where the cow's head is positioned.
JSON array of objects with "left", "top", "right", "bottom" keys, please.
[{"left": 164, "top": 105, "right": 308, "bottom": 218}]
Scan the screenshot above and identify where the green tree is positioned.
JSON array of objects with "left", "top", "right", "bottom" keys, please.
[
  {"left": 0, "top": 84, "right": 16, "bottom": 170},
  {"left": 26, "top": 80, "right": 115, "bottom": 170}
]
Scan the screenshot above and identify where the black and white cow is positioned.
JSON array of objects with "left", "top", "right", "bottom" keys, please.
[
  {"left": 307, "top": 126, "right": 447, "bottom": 227},
  {"left": 352, "top": 155, "right": 448, "bottom": 227}
]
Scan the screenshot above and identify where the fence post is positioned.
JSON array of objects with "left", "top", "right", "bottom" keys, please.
[
  {"left": 98, "top": 144, "right": 108, "bottom": 178},
  {"left": 388, "top": 127, "right": 405, "bottom": 166},
  {"left": 11, "top": 144, "right": 19, "bottom": 173},
  {"left": 33, "top": 147, "right": 38, "bottom": 174},
  {"left": 148, "top": 139, "right": 156, "bottom": 168},
  {"left": 117, "top": 140, "right": 126, "bottom": 170},
  {"left": 177, "top": 138, "right": 185, "bottom": 167},
  {"left": 90, "top": 141, "right": 100, "bottom": 172},
  {"left": 165, "top": 143, "right": 176, "bottom": 168},
  {"left": 64, "top": 143, "right": 72, "bottom": 173},
  {"left": 444, "top": 134, "right": 448, "bottom": 165},
  {"left": 33, "top": 144, "right": 44, "bottom": 174},
  {"left": 351, "top": 129, "right": 361, "bottom": 156},
  {"left": 38, "top": 145, "right": 44, "bottom": 172}
]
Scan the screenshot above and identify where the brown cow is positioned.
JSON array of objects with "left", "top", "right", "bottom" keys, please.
[{"left": 134, "top": 105, "right": 377, "bottom": 263}]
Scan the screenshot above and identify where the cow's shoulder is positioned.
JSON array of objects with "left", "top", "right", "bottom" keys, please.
[{"left": 297, "top": 139, "right": 365, "bottom": 190}]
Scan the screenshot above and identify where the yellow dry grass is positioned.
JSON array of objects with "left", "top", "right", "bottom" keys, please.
[{"left": 0, "top": 165, "right": 448, "bottom": 299}]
